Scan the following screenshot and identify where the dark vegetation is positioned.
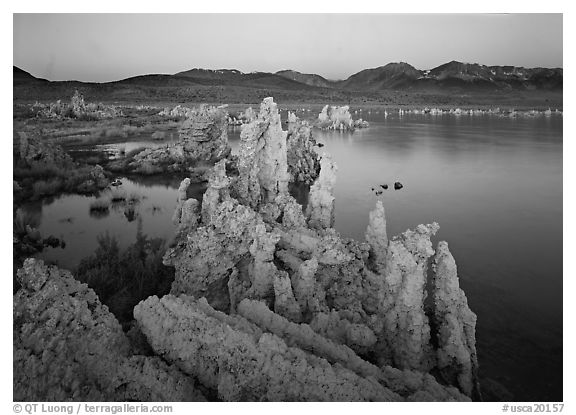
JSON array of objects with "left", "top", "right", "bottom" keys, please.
[
  {"left": 75, "top": 221, "right": 174, "bottom": 326},
  {"left": 14, "top": 163, "right": 108, "bottom": 201}
]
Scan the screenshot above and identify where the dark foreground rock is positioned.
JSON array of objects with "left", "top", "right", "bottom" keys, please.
[{"left": 13, "top": 258, "right": 205, "bottom": 402}]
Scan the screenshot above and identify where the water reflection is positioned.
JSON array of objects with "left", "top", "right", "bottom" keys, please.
[
  {"left": 23, "top": 176, "right": 207, "bottom": 272},
  {"left": 315, "top": 113, "right": 562, "bottom": 401}
]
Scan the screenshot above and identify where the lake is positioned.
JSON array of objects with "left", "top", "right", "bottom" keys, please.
[{"left": 20, "top": 109, "right": 563, "bottom": 401}]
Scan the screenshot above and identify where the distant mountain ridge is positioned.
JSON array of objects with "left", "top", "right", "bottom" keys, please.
[
  {"left": 14, "top": 61, "right": 563, "bottom": 97},
  {"left": 275, "top": 70, "right": 336, "bottom": 89}
]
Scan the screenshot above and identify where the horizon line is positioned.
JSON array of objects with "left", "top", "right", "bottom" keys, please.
[{"left": 13, "top": 59, "right": 564, "bottom": 84}]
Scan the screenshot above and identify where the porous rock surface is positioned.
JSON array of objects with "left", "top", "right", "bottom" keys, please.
[
  {"left": 125, "top": 105, "right": 231, "bottom": 176},
  {"left": 234, "top": 97, "right": 290, "bottom": 208},
  {"left": 365, "top": 200, "right": 388, "bottom": 273},
  {"left": 15, "top": 97, "right": 480, "bottom": 402},
  {"left": 317, "top": 105, "right": 354, "bottom": 130},
  {"left": 162, "top": 97, "right": 480, "bottom": 400},
  {"left": 432, "top": 241, "right": 481, "bottom": 399},
  {"left": 306, "top": 154, "right": 337, "bottom": 229},
  {"left": 316, "top": 105, "right": 369, "bottom": 131},
  {"left": 287, "top": 111, "right": 298, "bottom": 123},
  {"left": 377, "top": 223, "right": 440, "bottom": 372},
  {"left": 286, "top": 121, "right": 320, "bottom": 185},
  {"left": 134, "top": 295, "right": 467, "bottom": 401},
  {"left": 13, "top": 258, "right": 205, "bottom": 402}
]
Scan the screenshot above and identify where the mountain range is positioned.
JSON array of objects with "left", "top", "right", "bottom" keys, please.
[
  {"left": 14, "top": 60, "right": 563, "bottom": 92},
  {"left": 13, "top": 61, "right": 563, "bottom": 108}
]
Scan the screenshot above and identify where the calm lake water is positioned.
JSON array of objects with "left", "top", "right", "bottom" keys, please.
[{"left": 21, "top": 110, "right": 563, "bottom": 401}]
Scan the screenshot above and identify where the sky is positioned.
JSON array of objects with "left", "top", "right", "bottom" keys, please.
[{"left": 13, "top": 13, "right": 563, "bottom": 82}]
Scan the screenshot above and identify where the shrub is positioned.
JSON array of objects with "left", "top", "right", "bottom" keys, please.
[
  {"left": 89, "top": 199, "right": 110, "bottom": 219},
  {"left": 13, "top": 208, "right": 41, "bottom": 237},
  {"left": 110, "top": 189, "right": 127, "bottom": 202},
  {"left": 32, "top": 178, "right": 64, "bottom": 198},
  {"left": 127, "top": 192, "right": 141, "bottom": 204},
  {"left": 75, "top": 223, "right": 174, "bottom": 325}
]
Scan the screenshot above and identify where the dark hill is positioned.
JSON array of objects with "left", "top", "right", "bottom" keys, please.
[{"left": 275, "top": 70, "right": 336, "bottom": 89}]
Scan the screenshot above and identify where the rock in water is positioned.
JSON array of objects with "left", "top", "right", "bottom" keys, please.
[
  {"left": 128, "top": 105, "right": 231, "bottom": 176},
  {"left": 431, "top": 242, "right": 481, "bottom": 399},
  {"left": 394, "top": 182, "right": 403, "bottom": 190},
  {"left": 287, "top": 111, "right": 298, "bottom": 123},
  {"left": 378, "top": 223, "right": 440, "bottom": 371},
  {"left": 353, "top": 119, "right": 370, "bottom": 129},
  {"left": 316, "top": 105, "right": 369, "bottom": 131},
  {"left": 179, "top": 105, "right": 231, "bottom": 161},
  {"left": 317, "top": 105, "right": 354, "bottom": 131}
]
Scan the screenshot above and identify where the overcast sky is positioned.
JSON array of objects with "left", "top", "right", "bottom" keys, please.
[{"left": 13, "top": 14, "right": 563, "bottom": 82}]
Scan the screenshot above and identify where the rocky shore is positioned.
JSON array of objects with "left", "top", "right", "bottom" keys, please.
[{"left": 14, "top": 97, "right": 479, "bottom": 402}]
